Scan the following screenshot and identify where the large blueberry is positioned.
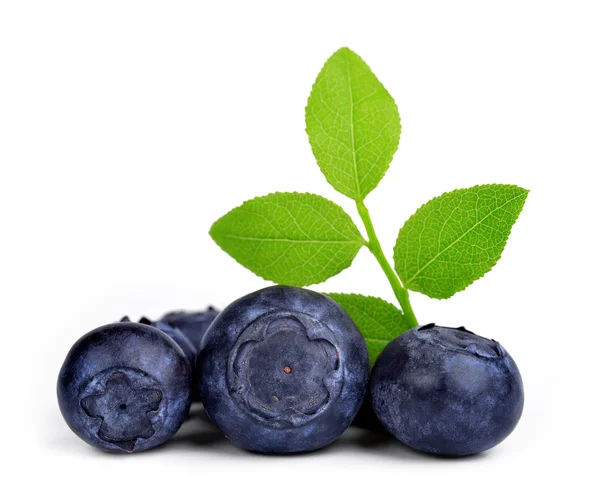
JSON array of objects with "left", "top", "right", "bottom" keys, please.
[
  {"left": 370, "top": 324, "right": 524, "bottom": 456},
  {"left": 156, "top": 307, "right": 219, "bottom": 348},
  {"left": 197, "top": 285, "right": 369, "bottom": 453},
  {"left": 57, "top": 321, "right": 192, "bottom": 453}
]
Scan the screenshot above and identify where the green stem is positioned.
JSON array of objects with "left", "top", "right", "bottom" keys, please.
[{"left": 356, "top": 200, "right": 419, "bottom": 328}]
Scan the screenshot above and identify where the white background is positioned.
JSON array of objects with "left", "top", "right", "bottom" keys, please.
[{"left": 1, "top": 1, "right": 598, "bottom": 496}]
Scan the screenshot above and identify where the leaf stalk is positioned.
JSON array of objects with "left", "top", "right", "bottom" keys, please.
[{"left": 356, "top": 200, "right": 419, "bottom": 328}]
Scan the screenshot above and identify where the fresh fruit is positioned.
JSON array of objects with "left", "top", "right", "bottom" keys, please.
[
  {"left": 138, "top": 316, "right": 197, "bottom": 367},
  {"left": 370, "top": 324, "right": 524, "bottom": 456},
  {"left": 197, "top": 285, "right": 369, "bottom": 453},
  {"left": 155, "top": 307, "right": 219, "bottom": 348},
  {"left": 57, "top": 321, "right": 192, "bottom": 453},
  {"left": 140, "top": 309, "right": 218, "bottom": 402}
]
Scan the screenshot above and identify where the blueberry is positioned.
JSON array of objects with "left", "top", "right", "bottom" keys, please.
[
  {"left": 57, "top": 321, "right": 192, "bottom": 453},
  {"left": 197, "top": 285, "right": 369, "bottom": 453},
  {"left": 156, "top": 307, "right": 219, "bottom": 349},
  {"left": 370, "top": 324, "right": 524, "bottom": 456},
  {"left": 139, "top": 316, "right": 198, "bottom": 366},
  {"left": 141, "top": 309, "right": 218, "bottom": 403}
]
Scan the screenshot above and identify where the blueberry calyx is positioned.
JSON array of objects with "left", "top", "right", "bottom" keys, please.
[
  {"left": 493, "top": 340, "right": 507, "bottom": 357},
  {"left": 416, "top": 325, "right": 502, "bottom": 359},
  {"left": 227, "top": 311, "right": 342, "bottom": 428},
  {"left": 81, "top": 371, "right": 163, "bottom": 452},
  {"left": 456, "top": 325, "right": 475, "bottom": 335}
]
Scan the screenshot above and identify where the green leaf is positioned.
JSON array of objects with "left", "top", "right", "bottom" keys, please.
[
  {"left": 394, "top": 184, "right": 529, "bottom": 299},
  {"left": 305, "top": 47, "right": 400, "bottom": 201},
  {"left": 326, "top": 293, "right": 411, "bottom": 366},
  {"left": 210, "top": 192, "right": 366, "bottom": 286}
]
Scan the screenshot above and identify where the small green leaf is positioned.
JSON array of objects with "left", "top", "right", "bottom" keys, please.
[
  {"left": 305, "top": 47, "right": 400, "bottom": 201},
  {"left": 394, "top": 184, "right": 529, "bottom": 299},
  {"left": 326, "top": 293, "right": 411, "bottom": 366},
  {"left": 210, "top": 192, "right": 366, "bottom": 286}
]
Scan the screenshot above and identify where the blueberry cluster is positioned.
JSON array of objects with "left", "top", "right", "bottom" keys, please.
[{"left": 57, "top": 286, "right": 523, "bottom": 456}]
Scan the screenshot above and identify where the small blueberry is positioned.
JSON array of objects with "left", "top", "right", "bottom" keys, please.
[{"left": 57, "top": 321, "right": 192, "bottom": 453}]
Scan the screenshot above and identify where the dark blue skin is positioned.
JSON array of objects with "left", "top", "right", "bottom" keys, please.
[
  {"left": 370, "top": 324, "right": 524, "bottom": 456},
  {"left": 57, "top": 321, "right": 192, "bottom": 453},
  {"left": 155, "top": 307, "right": 219, "bottom": 349},
  {"left": 140, "top": 309, "right": 218, "bottom": 402},
  {"left": 138, "top": 316, "right": 198, "bottom": 366},
  {"left": 197, "top": 285, "right": 370, "bottom": 453}
]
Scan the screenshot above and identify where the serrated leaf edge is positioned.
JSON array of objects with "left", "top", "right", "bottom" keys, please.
[
  {"left": 209, "top": 192, "right": 367, "bottom": 286},
  {"left": 393, "top": 183, "right": 529, "bottom": 299},
  {"left": 305, "top": 47, "right": 401, "bottom": 201}
]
